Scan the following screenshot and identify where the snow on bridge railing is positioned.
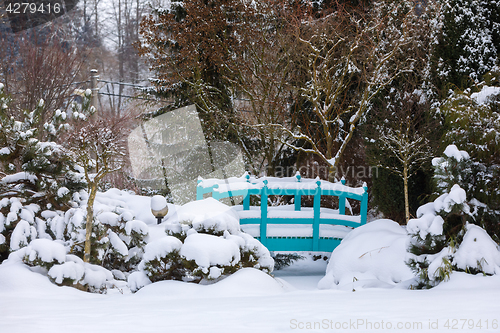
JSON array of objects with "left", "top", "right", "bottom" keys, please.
[{"left": 196, "top": 172, "right": 368, "bottom": 252}]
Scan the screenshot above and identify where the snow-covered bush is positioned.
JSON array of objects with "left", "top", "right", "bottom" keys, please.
[
  {"left": 139, "top": 236, "right": 195, "bottom": 282},
  {"left": 62, "top": 190, "right": 149, "bottom": 272},
  {"left": 47, "top": 254, "right": 120, "bottom": 293},
  {"left": 407, "top": 172, "right": 500, "bottom": 289},
  {"left": 0, "top": 84, "right": 88, "bottom": 262},
  {"left": 2, "top": 188, "right": 150, "bottom": 292},
  {"left": 134, "top": 198, "right": 273, "bottom": 289},
  {"left": 22, "top": 238, "right": 66, "bottom": 270},
  {"left": 432, "top": 143, "right": 500, "bottom": 242},
  {"left": 318, "top": 219, "right": 414, "bottom": 290}
]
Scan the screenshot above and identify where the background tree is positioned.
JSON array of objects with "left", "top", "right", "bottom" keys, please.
[
  {"left": 269, "top": 1, "right": 410, "bottom": 181},
  {"left": 0, "top": 26, "right": 86, "bottom": 125},
  {"left": 366, "top": 93, "right": 436, "bottom": 223},
  {"left": 138, "top": 0, "right": 245, "bottom": 143},
  {"left": 363, "top": 0, "right": 441, "bottom": 222},
  {"left": 432, "top": 0, "right": 500, "bottom": 93},
  {"left": 65, "top": 100, "right": 127, "bottom": 263},
  {"left": 225, "top": 0, "right": 297, "bottom": 176},
  {"left": 437, "top": 85, "right": 500, "bottom": 241}
]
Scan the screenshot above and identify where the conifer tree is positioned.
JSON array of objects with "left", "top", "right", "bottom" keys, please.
[{"left": 433, "top": 0, "right": 500, "bottom": 91}]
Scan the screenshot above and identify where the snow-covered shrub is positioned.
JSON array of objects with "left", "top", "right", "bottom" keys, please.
[
  {"left": 1, "top": 187, "right": 150, "bottom": 292},
  {"left": 437, "top": 90, "right": 500, "bottom": 241},
  {"left": 139, "top": 236, "right": 197, "bottom": 282},
  {"left": 0, "top": 197, "right": 38, "bottom": 260},
  {"left": 63, "top": 191, "right": 149, "bottom": 272},
  {"left": 134, "top": 198, "right": 273, "bottom": 290},
  {"left": 407, "top": 180, "right": 500, "bottom": 289},
  {"left": 318, "top": 219, "right": 414, "bottom": 290},
  {"left": 22, "top": 239, "right": 66, "bottom": 270},
  {"left": 165, "top": 198, "right": 240, "bottom": 237},
  {"left": 0, "top": 84, "right": 88, "bottom": 262},
  {"left": 48, "top": 254, "right": 119, "bottom": 293}
]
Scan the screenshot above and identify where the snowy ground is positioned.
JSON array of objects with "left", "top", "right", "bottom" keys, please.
[{"left": 1, "top": 255, "right": 500, "bottom": 333}]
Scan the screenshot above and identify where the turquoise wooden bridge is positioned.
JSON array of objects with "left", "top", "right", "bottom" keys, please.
[{"left": 197, "top": 173, "right": 368, "bottom": 252}]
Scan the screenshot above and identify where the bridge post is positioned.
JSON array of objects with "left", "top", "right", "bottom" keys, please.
[
  {"left": 196, "top": 178, "right": 203, "bottom": 200},
  {"left": 361, "top": 182, "right": 368, "bottom": 225},
  {"left": 243, "top": 173, "right": 250, "bottom": 210},
  {"left": 339, "top": 177, "right": 346, "bottom": 215},
  {"left": 212, "top": 184, "right": 220, "bottom": 201},
  {"left": 260, "top": 180, "right": 268, "bottom": 246},
  {"left": 295, "top": 172, "right": 301, "bottom": 211},
  {"left": 313, "top": 179, "right": 321, "bottom": 251}
]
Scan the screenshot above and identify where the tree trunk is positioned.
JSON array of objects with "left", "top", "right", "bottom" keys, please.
[
  {"left": 403, "top": 162, "right": 410, "bottom": 225},
  {"left": 84, "top": 183, "right": 98, "bottom": 263}
]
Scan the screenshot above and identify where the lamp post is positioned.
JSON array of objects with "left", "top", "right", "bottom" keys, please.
[{"left": 151, "top": 195, "right": 168, "bottom": 224}]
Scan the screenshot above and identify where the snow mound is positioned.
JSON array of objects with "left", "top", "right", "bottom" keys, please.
[
  {"left": 454, "top": 223, "right": 500, "bottom": 275},
  {"left": 0, "top": 260, "right": 64, "bottom": 295},
  {"left": 433, "top": 184, "right": 468, "bottom": 213},
  {"left": 135, "top": 268, "right": 285, "bottom": 299},
  {"left": 318, "top": 220, "right": 414, "bottom": 289},
  {"left": 23, "top": 239, "right": 66, "bottom": 264},
  {"left": 142, "top": 236, "right": 183, "bottom": 262},
  {"left": 168, "top": 198, "right": 240, "bottom": 234},
  {"left": 180, "top": 233, "right": 241, "bottom": 271}
]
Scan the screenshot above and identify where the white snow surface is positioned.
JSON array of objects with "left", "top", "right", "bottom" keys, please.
[
  {"left": 168, "top": 197, "right": 240, "bottom": 234},
  {"left": 180, "top": 232, "right": 241, "bottom": 269},
  {"left": 471, "top": 85, "right": 500, "bottom": 104},
  {"left": 443, "top": 144, "right": 470, "bottom": 162},
  {"left": 151, "top": 195, "right": 168, "bottom": 211},
  {"left": 1, "top": 255, "right": 500, "bottom": 333},
  {"left": 454, "top": 223, "right": 500, "bottom": 275}
]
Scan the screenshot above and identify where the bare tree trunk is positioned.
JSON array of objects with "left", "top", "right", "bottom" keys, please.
[
  {"left": 403, "top": 162, "right": 410, "bottom": 224},
  {"left": 84, "top": 183, "right": 98, "bottom": 263}
]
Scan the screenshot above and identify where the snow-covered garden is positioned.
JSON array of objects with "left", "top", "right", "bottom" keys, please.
[
  {"left": 1, "top": 181, "right": 500, "bottom": 332},
  {"left": 1, "top": 145, "right": 500, "bottom": 333},
  {"left": 2, "top": 0, "right": 500, "bottom": 331}
]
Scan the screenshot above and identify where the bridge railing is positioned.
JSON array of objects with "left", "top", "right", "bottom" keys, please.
[{"left": 196, "top": 172, "right": 368, "bottom": 252}]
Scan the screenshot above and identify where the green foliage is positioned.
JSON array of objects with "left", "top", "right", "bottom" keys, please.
[
  {"left": 370, "top": 168, "right": 432, "bottom": 222},
  {"left": 272, "top": 253, "right": 305, "bottom": 270},
  {"left": 0, "top": 85, "right": 87, "bottom": 212},
  {"left": 143, "top": 250, "right": 199, "bottom": 283},
  {"left": 435, "top": 90, "right": 500, "bottom": 240},
  {"left": 432, "top": 0, "right": 500, "bottom": 91}
]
